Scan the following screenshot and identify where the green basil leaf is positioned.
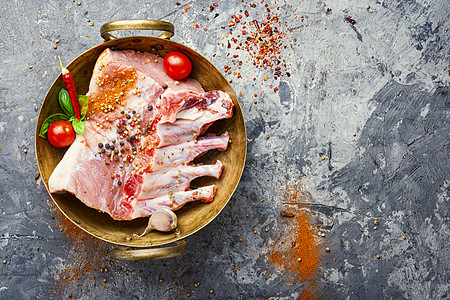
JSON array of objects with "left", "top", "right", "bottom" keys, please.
[
  {"left": 58, "top": 89, "right": 75, "bottom": 117},
  {"left": 38, "top": 113, "right": 70, "bottom": 139},
  {"left": 72, "top": 119, "right": 86, "bottom": 135},
  {"left": 78, "top": 95, "right": 89, "bottom": 120}
]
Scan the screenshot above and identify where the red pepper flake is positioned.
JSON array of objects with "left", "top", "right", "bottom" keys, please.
[
  {"left": 213, "top": 2, "right": 218, "bottom": 6},
  {"left": 326, "top": 8, "right": 332, "bottom": 15},
  {"left": 193, "top": 24, "right": 199, "bottom": 28},
  {"left": 345, "top": 17, "right": 356, "bottom": 25},
  {"left": 274, "top": 87, "right": 278, "bottom": 92},
  {"left": 176, "top": 2, "right": 180, "bottom": 5},
  {"left": 222, "top": 5, "right": 293, "bottom": 82}
]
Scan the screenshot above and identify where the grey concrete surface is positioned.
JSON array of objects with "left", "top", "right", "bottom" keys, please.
[{"left": 0, "top": 0, "right": 449, "bottom": 299}]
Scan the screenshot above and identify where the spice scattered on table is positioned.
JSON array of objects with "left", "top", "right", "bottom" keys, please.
[
  {"left": 49, "top": 204, "right": 112, "bottom": 297},
  {"left": 195, "top": 0, "right": 297, "bottom": 88},
  {"left": 266, "top": 179, "right": 324, "bottom": 299}
]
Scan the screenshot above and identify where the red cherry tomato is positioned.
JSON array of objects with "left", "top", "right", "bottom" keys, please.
[
  {"left": 163, "top": 51, "right": 192, "bottom": 80},
  {"left": 48, "top": 120, "right": 76, "bottom": 148}
]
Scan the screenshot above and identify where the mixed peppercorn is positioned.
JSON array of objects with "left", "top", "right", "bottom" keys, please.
[{"left": 94, "top": 107, "right": 151, "bottom": 187}]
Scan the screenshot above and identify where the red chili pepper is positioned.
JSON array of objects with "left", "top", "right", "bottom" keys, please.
[{"left": 58, "top": 56, "right": 81, "bottom": 122}]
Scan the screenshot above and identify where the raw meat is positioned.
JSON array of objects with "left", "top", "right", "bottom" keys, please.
[{"left": 48, "top": 48, "right": 234, "bottom": 221}]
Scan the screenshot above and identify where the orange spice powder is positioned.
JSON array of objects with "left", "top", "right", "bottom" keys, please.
[
  {"left": 50, "top": 205, "right": 112, "bottom": 297},
  {"left": 266, "top": 180, "right": 323, "bottom": 300}
]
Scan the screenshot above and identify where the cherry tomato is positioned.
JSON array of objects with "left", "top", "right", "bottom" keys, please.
[
  {"left": 163, "top": 51, "right": 192, "bottom": 80},
  {"left": 48, "top": 120, "right": 76, "bottom": 148}
]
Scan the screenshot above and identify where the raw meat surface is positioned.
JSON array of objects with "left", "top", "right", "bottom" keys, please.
[{"left": 48, "top": 48, "right": 234, "bottom": 220}]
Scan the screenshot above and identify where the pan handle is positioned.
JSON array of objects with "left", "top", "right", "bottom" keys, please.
[
  {"left": 100, "top": 20, "right": 174, "bottom": 41},
  {"left": 111, "top": 240, "right": 186, "bottom": 261}
]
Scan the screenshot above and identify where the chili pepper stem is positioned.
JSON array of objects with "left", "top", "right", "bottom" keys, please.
[{"left": 58, "top": 55, "right": 70, "bottom": 75}]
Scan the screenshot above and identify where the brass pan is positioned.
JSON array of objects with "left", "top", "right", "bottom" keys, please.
[{"left": 35, "top": 20, "right": 247, "bottom": 260}]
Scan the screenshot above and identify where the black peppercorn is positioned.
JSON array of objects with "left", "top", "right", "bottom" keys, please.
[
  {"left": 147, "top": 105, "right": 153, "bottom": 111},
  {"left": 98, "top": 143, "right": 104, "bottom": 148}
]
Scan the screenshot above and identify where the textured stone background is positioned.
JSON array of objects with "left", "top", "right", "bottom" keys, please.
[{"left": 0, "top": 0, "right": 448, "bottom": 299}]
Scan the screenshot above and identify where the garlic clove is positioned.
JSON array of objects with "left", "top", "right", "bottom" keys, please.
[
  {"left": 151, "top": 208, "right": 178, "bottom": 231},
  {"left": 139, "top": 208, "right": 178, "bottom": 237}
]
